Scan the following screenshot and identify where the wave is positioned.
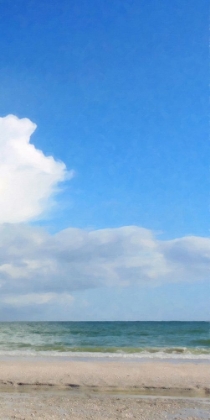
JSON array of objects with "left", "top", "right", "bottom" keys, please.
[
  {"left": 192, "top": 339, "right": 210, "bottom": 346},
  {"left": 0, "top": 346, "right": 210, "bottom": 360}
]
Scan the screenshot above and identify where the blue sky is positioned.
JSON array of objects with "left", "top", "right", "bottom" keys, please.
[{"left": 0, "top": 0, "right": 209, "bottom": 320}]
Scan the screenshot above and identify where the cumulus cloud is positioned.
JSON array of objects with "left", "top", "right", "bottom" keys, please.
[
  {"left": 0, "top": 114, "right": 72, "bottom": 223},
  {"left": 0, "top": 224, "right": 209, "bottom": 307},
  {"left": 0, "top": 114, "right": 209, "bottom": 313}
]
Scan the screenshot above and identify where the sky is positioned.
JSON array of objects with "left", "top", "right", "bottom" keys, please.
[{"left": 0, "top": 0, "right": 209, "bottom": 321}]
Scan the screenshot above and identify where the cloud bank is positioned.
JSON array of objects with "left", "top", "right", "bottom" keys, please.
[
  {"left": 0, "top": 224, "right": 209, "bottom": 307},
  {"left": 0, "top": 115, "right": 71, "bottom": 223},
  {"left": 0, "top": 114, "right": 209, "bottom": 314}
]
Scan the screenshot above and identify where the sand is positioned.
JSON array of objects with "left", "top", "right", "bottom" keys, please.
[{"left": 0, "top": 358, "right": 209, "bottom": 419}]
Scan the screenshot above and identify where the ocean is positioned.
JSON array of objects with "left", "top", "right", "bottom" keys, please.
[{"left": 0, "top": 321, "right": 209, "bottom": 361}]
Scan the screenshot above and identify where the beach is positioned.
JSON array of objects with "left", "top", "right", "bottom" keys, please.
[
  {"left": 0, "top": 322, "right": 209, "bottom": 418},
  {"left": 0, "top": 358, "right": 209, "bottom": 419}
]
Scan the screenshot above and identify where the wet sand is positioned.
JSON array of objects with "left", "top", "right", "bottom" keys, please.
[{"left": 0, "top": 358, "right": 209, "bottom": 419}]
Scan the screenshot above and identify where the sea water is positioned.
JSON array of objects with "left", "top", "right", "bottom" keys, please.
[{"left": 0, "top": 321, "right": 209, "bottom": 360}]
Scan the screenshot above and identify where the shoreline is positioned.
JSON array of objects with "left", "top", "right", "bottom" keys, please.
[
  {"left": 0, "top": 352, "right": 210, "bottom": 363},
  {"left": 0, "top": 358, "right": 209, "bottom": 397},
  {"left": 0, "top": 359, "right": 209, "bottom": 419}
]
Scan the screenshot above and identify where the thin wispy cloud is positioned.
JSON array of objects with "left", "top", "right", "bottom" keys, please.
[{"left": 1, "top": 292, "right": 74, "bottom": 307}]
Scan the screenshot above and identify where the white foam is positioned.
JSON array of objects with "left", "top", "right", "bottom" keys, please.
[{"left": 0, "top": 349, "right": 209, "bottom": 361}]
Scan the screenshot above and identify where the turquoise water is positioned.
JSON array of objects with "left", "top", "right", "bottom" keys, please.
[{"left": 0, "top": 321, "right": 209, "bottom": 360}]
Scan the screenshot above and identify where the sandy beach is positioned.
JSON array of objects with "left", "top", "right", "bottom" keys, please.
[{"left": 0, "top": 358, "right": 209, "bottom": 419}]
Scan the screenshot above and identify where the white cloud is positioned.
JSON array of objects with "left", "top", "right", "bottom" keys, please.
[
  {"left": 0, "top": 114, "right": 209, "bottom": 315},
  {"left": 0, "top": 224, "right": 209, "bottom": 308},
  {"left": 0, "top": 114, "right": 72, "bottom": 223}
]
